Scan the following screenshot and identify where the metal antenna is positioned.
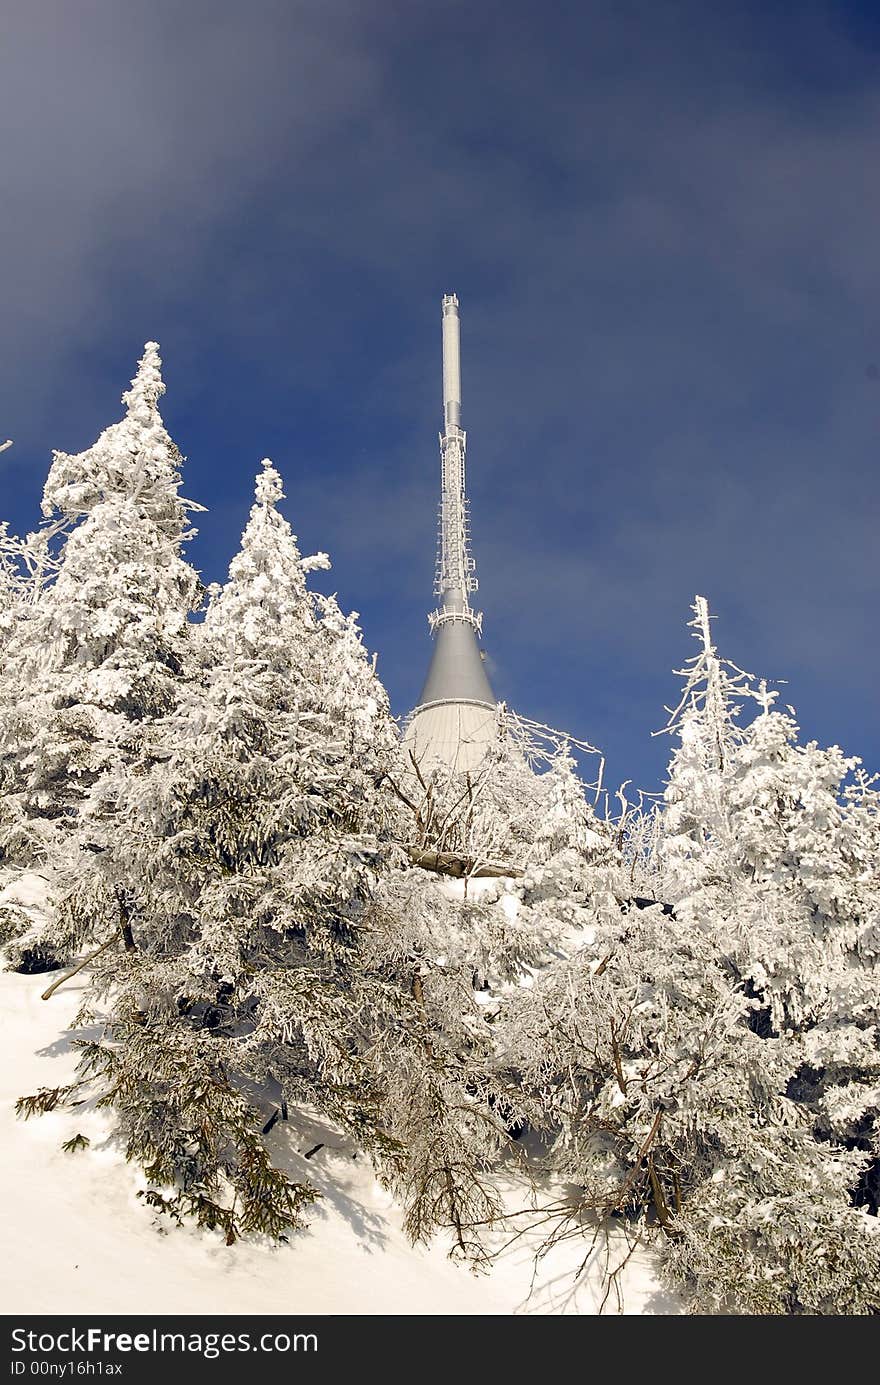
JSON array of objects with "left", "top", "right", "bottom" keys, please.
[{"left": 429, "top": 294, "right": 482, "bottom": 637}]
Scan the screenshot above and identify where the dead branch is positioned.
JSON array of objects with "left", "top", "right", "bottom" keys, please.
[
  {"left": 647, "top": 1154, "right": 678, "bottom": 1235},
  {"left": 610, "top": 1016, "right": 628, "bottom": 1095},
  {"left": 611, "top": 1108, "right": 663, "bottom": 1214},
  {"left": 406, "top": 847, "right": 523, "bottom": 879},
  {"left": 41, "top": 929, "right": 124, "bottom": 1001},
  {"left": 383, "top": 772, "right": 423, "bottom": 824}
]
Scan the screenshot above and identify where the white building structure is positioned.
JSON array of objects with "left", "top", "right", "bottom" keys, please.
[{"left": 403, "top": 295, "right": 498, "bottom": 774}]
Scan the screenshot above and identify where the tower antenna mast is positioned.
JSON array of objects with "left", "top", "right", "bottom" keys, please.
[{"left": 430, "top": 294, "right": 482, "bottom": 635}]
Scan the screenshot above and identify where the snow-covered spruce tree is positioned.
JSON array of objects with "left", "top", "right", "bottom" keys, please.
[
  {"left": 28, "top": 460, "right": 397, "bottom": 1237},
  {"left": 718, "top": 719, "right": 880, "bottom": 1222},
  {"left": 588, "top": 596, "right": 880, "bottom": 1311},
  {"left": 0, "top": 344, "right": 202, "bottom": 968},
  {"left": 491, "top": 597, "right": 880, "bottom": 1313},
  {"left": 357, "top": 866, "right": 541, "bottom": 1260},
  {"left": 655, "top": 599, "right": 880, "bottom": 1220},
  {"left": 653, "top": 595, "right": 759, "bottom": 901}
]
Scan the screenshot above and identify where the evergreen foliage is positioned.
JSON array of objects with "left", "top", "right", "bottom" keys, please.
[
  {"left": 0, "top": 345, "right": 202, "bottom": 965},
  {"left": 500, "top": 596, "right": 880, "bottom": 1313},
  {"left": 3, "top": 342, "right": 877, "bottom": 1314}
]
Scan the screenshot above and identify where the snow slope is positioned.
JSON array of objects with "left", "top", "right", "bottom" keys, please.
[{"left": 0, "top": 969, "right": 675, "bottom": 1316}]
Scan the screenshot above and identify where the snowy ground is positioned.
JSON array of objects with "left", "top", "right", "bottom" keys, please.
[{"left": 0, "top": 965, "right": 676, "bottom": 1316}]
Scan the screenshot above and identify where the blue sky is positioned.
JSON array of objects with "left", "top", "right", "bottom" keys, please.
[{"left": 1, "top": 0, "right": 878, "bottom": 796}]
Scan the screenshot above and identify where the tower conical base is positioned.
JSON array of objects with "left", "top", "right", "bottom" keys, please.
[
  {"left": 416, "top": 614, "right": 494, "bottom": 707},
  {"left": 405, "top": 587, "right": 496, "bottom": 774}
]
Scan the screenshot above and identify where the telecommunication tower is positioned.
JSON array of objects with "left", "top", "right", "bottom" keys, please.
[{"left": 404, "top": 295, "right": 497, "bottom": 773}]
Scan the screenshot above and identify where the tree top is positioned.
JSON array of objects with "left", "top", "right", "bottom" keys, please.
[
  {"left": 255, "top": 458, "right": 284, "bottom": 507},
  {"left": 122, "top": 342, "right": 165, "bottom": 421}
]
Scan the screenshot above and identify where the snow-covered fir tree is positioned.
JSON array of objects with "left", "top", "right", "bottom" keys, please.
[
  {"left": 655, "top": 595, "right": 759, "bottom": 899},
  {"left": 655, "top": 600, "right": 880, "bottom": 1214},
  {"left": 33, "top": 459, "right": 397, "bottom": 1235},
  {"left": 0, "top": 344, "right": 202, "bottom": 965},
  {"left": 536, "top": 594, "right": 880, "bottom": 1312}
]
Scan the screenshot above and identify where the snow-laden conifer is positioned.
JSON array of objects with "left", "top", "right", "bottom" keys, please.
[
  {"left": 364, "top": 718, "right": 631, "bottom": 1259},
  {"left": 34, "top": 342, "right": 200, "bottom": 716},
  {"left": 32, "top": 461, "right": 505, "bottom": 1246},
  {"left": 656, "top": 596, "right": 758, "bottom": 897},
  {"left": 493, "top": 597, "right": 880, "bottom": 1313},
  {"left": 0, "top": 345, "right": 202, "bottom": 966},
  {"left": 655, "top": 601, "right": 880, "bottom": 1197},
  {"left": 633, "top": 598, "right": 879, "bottom": 1306}
]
